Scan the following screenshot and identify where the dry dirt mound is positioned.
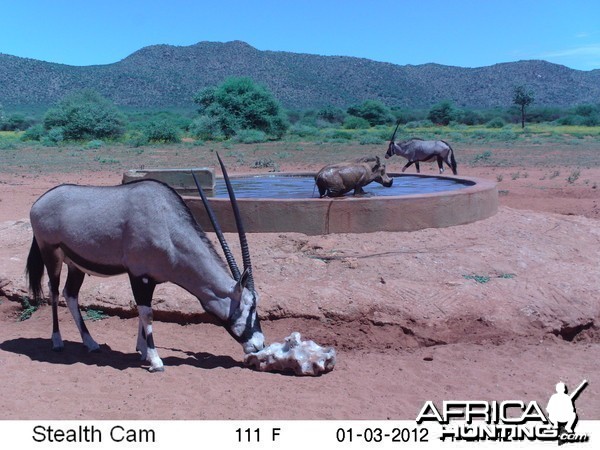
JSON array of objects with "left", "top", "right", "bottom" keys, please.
[{"left": 2, "top": 206, "right": 598, "bottom": 352}]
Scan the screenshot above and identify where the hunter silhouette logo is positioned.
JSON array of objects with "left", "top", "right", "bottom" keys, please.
[
  {"left": 546, "top": 380, "right": 588, "bottom": 444},
  {"left": 416, "top": 380, "right": 590, "bottom": 443}
]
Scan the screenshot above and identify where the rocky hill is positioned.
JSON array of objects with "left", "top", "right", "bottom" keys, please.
[{"left": 1, "top": 40, "right": 598, "bottom": 110}]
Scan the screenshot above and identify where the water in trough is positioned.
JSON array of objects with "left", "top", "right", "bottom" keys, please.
[{"left": 212, "top": 174, "right": 472, "bottom": 199}]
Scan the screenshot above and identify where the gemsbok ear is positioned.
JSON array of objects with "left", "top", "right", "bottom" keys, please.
[{"left": 236, "top": 268, "right": 251, "bottom": 292}]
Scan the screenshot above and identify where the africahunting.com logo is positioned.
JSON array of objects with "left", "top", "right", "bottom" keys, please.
[{"left": 416, "top": 380, "right": 589, "bottom": 444}]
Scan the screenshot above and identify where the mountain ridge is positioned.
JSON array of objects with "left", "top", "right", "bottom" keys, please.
[{"left": 1, "top": 40, "right": 598, "bottom": 110}]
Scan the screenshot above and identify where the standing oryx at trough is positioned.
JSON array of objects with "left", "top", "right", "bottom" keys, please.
[
  {"left": 26, "top": 154, "right": 264, "bottom": 372},
  {"left": 385, "top": 122, "right": 458, "bottom": 175}
]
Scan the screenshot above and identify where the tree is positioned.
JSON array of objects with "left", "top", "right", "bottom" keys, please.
[
  {"left": 192, "top": 77, "right": 288, "bottom": 139},
  {"left": 513, "top": 85, "right": 534, "bottom": 128},
  {"left": 428, "top": 101, "right": 455, "bottom": 125},
  {"left": 316, "top": 106, "right": 347, "bottom": 125},
  {"left": 43, "top": 90, "right": 125, "bottom": 140},
  {"left": 347, "top": 100, "right": 394, "bottom": 126}
]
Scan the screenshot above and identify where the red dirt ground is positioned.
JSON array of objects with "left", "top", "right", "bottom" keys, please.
[{"left": 0, "top": 153, "right": 599, "bottom": 420}]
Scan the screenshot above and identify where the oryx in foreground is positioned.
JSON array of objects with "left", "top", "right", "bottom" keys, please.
[
  {"left": 315, "top": 156, "right": 393, "bottom": 197},
  {"left": 26, "top": 154, "right": 264, "bottom": 372},
  {"left": 385, "top": 123, "right": 457, "bottom": 175}
]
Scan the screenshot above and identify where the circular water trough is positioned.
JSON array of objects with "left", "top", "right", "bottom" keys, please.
[{"left": 183, "top": 172, "right": 498, "bottom": 235}]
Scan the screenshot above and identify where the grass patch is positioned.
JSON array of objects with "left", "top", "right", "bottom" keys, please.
[
  {"left": 463, "top": 273, "right": 516, "bottom": 284},
  {"left": 19, "top": 296, "right": 39, "bottom": 321},
  {"left": 83, "top": 309, "right": 109, "bottom": 321},
  {"left": 463, "top": 274, "right": 491, "bottom": 284},
  {"left": 567, "top": 169, "right": 581, "bottom": 184},
  {"left": 472, "top": 150, "right": 492, "bottom": 163}
]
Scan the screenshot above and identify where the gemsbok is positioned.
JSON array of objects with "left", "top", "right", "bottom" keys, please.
[
  {"left": 385, "top": 122, "right": 458, "bottom": 175},
  {"left": 26, "top": 154, "right": 264, "bottom": 372}
]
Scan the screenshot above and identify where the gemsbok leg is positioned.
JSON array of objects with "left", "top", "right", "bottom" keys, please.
[
  {"left": 128, "top": 275, "right": 163, "bottom": 372},
  {"left": 437, "top": 156, "right": 445, "bottom": 173},
  {"left": 40, "top": 247, "right": 66, "bottom": 352},
  {"left": 62, "top": 265, "right": 100, "bottom": 352}
]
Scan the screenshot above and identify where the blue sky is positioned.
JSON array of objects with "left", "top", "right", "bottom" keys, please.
[{"left": 1, "top": 0, "right": 599, "bottom": 70}]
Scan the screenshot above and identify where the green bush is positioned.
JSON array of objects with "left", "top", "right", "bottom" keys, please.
[
  {"left": 486, "top": 117, "right": 506, "bottom": 128},
  {"left": 359, "top": 134, "right": 384, "bottom": 145},
  {"left": 456, "top": 109, "right": 485, "bottom": 125},
  {"left": 288, "top": 124, "right": 320, "bottom": 137},
  {"left": 347, "top": 100, "right": 394, "bottom": 126},
  {"left": 0, "top": 113, "right": 35, "bottom": 131},
  {"left": 43, "top": 127, "right": 65, "bottom": 146},
  {"left": 428, "top": 101, "right": 455, "bottom": 125},
  {"left": 189, "top": 115, "right": 226, "bottom": 141},
  {"left": 22, "top": 124, "right": 45, "bottom": 141},
  {"left": 316, "top": 106, "right": 347, "bottom": 125},
  {"left": 193, "top": 77, "right": 289, "bottom": 139},
  {"left": 324, "top": 129, "right": 354, "bottom": 141},
  {"left": 343, "top": 115, "right": 370, "bottom": 129},
  {"left": 85, "top": 139, "right": 104, "bottom": 149},
  {"left": 144, "top": 120, "right": 181, "bottom": 143},
  {"left": 234, "top": 129, "right": 267, "bottom": 143},
  {"left": 43, "top": 90, "right": 125, "bottom": 141},
  {"left": 123, "top": 130, "right": 148, "bottom": 148}
]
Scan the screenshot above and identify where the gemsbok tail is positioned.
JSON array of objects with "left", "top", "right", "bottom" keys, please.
[
  {"left": 26, "top": 236, "right": 45, "bottom": 302},
  {"left": 447, "top": 142, "right": 458, "bottom": 175}
]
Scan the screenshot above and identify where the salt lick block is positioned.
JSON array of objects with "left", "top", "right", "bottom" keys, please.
[
  {"left": 122, "top": 168, "right": 216, "bottom": 195},
  {"left": 244, "top": 332, "right": 336, "bottom": 376}
]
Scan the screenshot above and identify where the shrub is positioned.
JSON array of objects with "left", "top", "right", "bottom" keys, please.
[
  {"left": 189, "top": 115, "right": 226, "bottom": 141},
  {"left": 44, "top": 127, "right": 65, "bottom": 146},
  {"left": 85, "top": 140, "right": 104, "bottom": 149},
  {"left": 428, "top": 101, "right": 455, "bottom": 125},
  {"left": 317, "top": 106, "right": 347, "bottom": 125},
  {"left": 22, "top": 124, "right": 45, "bottom": 141},
  {"left": 325, "top": 129, "right": 354, "bottom": 141},
  {"left": 234, "top": 129, "right": 267, "bottom": 143},
  {"left": 486, "top": 117, "right": 505, "bottom": 128},
  {"left": 457, "top": 109, "right": 485, "bottom": 125},
  {"left": 43, "top": 90, "right": 125, "bottom": 140},
  {"left": 144, "top": 120, "right": 181, "bottom": 143},
  {"left": 347, "top": 100, "right": 394, "bottom": 126},
  {"left": 405, "top": 119, "right": 434, "bottom": 128},
  {"left": 125, "top": 130, "right": 149, "bottom": 148},
  {"left": 343, "top": 115, "right": 370, "bottom": 129},
  {"left": 288, "top": 124, "right": 320, "bottom": 138},
  {"left": 193, "top": 77, "right": 289, "bottom": 139},
  {"left": 0, "top": 113, "right": 35, "bottom": 131},
  {"left": 359, "top": 134, "right": 384, "bottom": 145}
]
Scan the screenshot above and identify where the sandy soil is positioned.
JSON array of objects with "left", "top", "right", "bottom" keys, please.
[{"left": 0, "top": 151, "right": 599, "bottom": 420}]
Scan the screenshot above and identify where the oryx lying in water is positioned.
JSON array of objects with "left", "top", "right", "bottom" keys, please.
[
  {"left": 26, "top": 154, "right": 264, "bottom": 372},
  {"left": 385, "top": 123, "right": 457, "bottom": 175}
]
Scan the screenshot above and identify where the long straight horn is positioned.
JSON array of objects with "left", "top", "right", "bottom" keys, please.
[
  {"left": 192, "top": 171, "right": 241, "bottom": 281},
  {"left": 216, "top": 152, "right": 255, "bottom": 292},
  {"left": 390, "top": 120, "right": 401, "bottom": 142}
]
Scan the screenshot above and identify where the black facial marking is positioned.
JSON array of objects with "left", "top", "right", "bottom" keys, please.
[{"left": 226, "top": 295, "right": 261, "bottom": 344}]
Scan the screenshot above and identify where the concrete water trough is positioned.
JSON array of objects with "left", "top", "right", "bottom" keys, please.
[
  {"left": 180, "top": 173, "right": 497, "bottom": 235},
  {"left": 123, "top": 169, "right": 497, "bottom": 235}
]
